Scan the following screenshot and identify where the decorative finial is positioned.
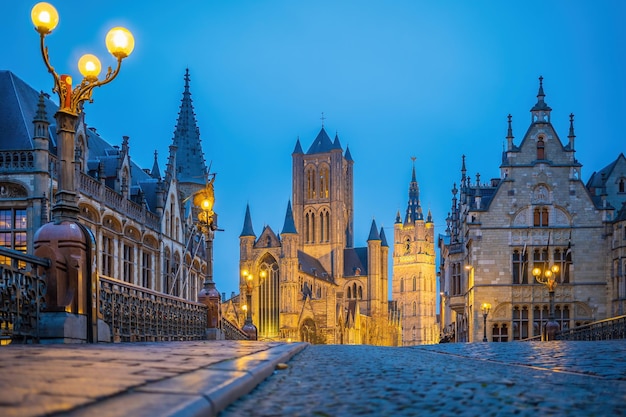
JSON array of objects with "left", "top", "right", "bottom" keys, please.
[{"left": 320, "top": 112, "right": 326, "bottom": 128}]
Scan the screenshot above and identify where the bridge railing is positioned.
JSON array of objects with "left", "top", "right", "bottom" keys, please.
[
  {"left": 556, "top": 315, "right": 626, "bottom": 341},
  {"left": 0, "top": 247, "right": 49, "bottom": 343},
  {"left": 222, "top": 316, "right": 249, "bottom": 340}
]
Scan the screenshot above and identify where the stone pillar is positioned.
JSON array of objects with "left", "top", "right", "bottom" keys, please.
[{"left": 198, "top": 279, "right": 224, "bottom": 340}]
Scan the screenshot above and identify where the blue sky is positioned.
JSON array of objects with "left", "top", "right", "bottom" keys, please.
[{"left": 3, "top": 1, "right": 625, "bottom": 298}]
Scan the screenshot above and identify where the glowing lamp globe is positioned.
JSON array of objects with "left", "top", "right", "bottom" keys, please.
[
  {"left": 78, "top": 54, "right": 102, "bottom": 81},
  {"left": 105, "top": 27, "right": 135, "bottom": 59},
  {"left": 31, "top": 2, "right": 59, "bottom": 35}
]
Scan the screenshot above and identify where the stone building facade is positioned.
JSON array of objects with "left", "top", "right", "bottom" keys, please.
[
  {"left": 439, "top": 77, "right": 623, "bottom": 342},
  {"left": 235, "top": 127, "right": 401, "bottom": 345},
  {"left": 0, "top": 69, "right": 215, "bottom": 302},
  {"left": 391, "top": 162, "right": 438, "bottom": 345}
]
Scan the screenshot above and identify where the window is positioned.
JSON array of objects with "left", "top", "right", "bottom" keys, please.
[
  {"left": 451, "top": 263, "right": 462, "bottom": 296},
  {"left": 537, "top": 137, "right": 545, "bottom": 159},
  {"left": 533, "top": 207, "right": 549, "bottom": 227},
  {"left": 141, "top": 250, "right": 153, "bottom": 288},
  {"left": 512, "top": 249, "right": 528, "bottom": 284},
  {"left": 619, "top": 178, "right": 625, "bottom": 193},
  {"left": 320, "top": 209, "right": 330, "bottom": 242},
  {"left": 122, "top": 243, "right": 134, "bottom": 283},
  {"left": 533, "top": 305, "right": 549, "bottom": 337},
  {"left": 319, "top": 166, "right": 329, "bottom": 199},
  {"left": 532, "top": 249, "right": 548, "bottom": 281},
  {"left": 555, "top": 305, "right": 570, "bottom": 331},
  {"left": 492, "top": 324, "right": 508, "bottom": 342},
  {"left": 400, "top": 277, "right": 404, "bottom": 293},
  {"left": 553, "top": 249, "right": 570, "bottom": 283},
  {"left": 259, "top": 255, "right": 280, "bottom": 338},
  {"left": 412, "top": 301, "right": 417, "bottom": 316},
  {"left": 0, "top": 208, "right": 27, "bottom": 265},
  {"left": 306, "top": 168, "right": 316, "bottom": 199},
  {"left": 512, "top": 306, "right": 529, "bottom": 340},
  {"left": 412, "top": 276, "right": 417, "bottom": 291},
  {"left": 101, "top": 234, "right": 114, "bottom": 277}
]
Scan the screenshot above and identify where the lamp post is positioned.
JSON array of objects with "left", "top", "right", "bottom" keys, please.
[
  {"left": 195, "top": 179, "right": 222, "bottom": 338},
  {"left": 532, "top": 264, "right": 560, "bottom": 341},
  {"left": 481, "top": 302, "right": 491, "bottom": 342},
  {"left": 31, "top": 2, "right": 134, "bottom": 221},
  {"left": 241, "top": 270, "right": 258, "bottom": 340}
]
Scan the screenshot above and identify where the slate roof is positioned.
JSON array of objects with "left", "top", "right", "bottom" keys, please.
[
  {"left": 306, "top": 128, "right": 335, "bottom": 154},
  {"left": 297, "top": 250, "right": 332, "bottom": 282},
  {"left": 343, "top": 247, "right": 368, "bottom": 277}
]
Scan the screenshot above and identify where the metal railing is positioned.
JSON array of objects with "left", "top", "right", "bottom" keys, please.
[
  {"left": 222, "top": 316, "right": 249, "bottom": 340},
  {"left": 556, "top": 315, "right": 626, "bottom": 341},
  {"left": 99, "top": 275, "right": 207, "bottom": 342},
  {"left": 0, "top": 247, "right": 49, "bottom": 343}
]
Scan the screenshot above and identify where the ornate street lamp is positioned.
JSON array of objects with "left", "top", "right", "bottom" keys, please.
[
  {"left": 532, "top": 264, "right": 560, "bottom": 340},
  {"left": 481, "top": 302, "right": 491, "bottom": 342},
  {"left": 31, "top": 2, "right": 134, "bottom": 220},
  {"left": 241, "top": 270, "right": 258, "bottom": 340},
  {"left": 195, "top": 179, "right": 221, "bottom": 335}
]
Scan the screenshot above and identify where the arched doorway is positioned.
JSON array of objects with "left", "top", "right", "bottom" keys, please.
[{"left": 300, "top": 318, "right": 317, "bottom": 343}]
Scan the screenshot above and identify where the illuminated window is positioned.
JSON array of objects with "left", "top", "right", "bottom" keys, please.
[
  {"left": 306, "top": 168, "right": 316, "bottom": 199},
  {"left": 0, "top": 208, "right": 27, "bottom": 265},
  {"left": 259, "top": 255, "right": 280, "bottom": 338},
  {"left": 319, "top": 166, "right": 329, "bottom": 198}
]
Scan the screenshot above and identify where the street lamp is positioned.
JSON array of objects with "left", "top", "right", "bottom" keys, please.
[
  {"left": 195, "top": 179, "right": 221, "bottom": 335},
  {"left": 241, "top": 270, "right": 257, "bottom": 340},
  {"left": 481, "top": 302, "right": 491, "bottom": 342},
  {"left": 532, "top": 264, "right": 560, "bottom": 340},
  {"left": 31, "top": 2, "right": 134, "bottom": 220}
]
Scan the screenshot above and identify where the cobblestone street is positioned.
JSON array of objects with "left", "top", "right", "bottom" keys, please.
[{"left": 222, "top": 341, "right": 626, "bottom": 416}]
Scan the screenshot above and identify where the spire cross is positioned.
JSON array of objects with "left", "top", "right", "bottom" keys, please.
[{"left": 320, "top": 112, "right": 326, "bottom": 128}]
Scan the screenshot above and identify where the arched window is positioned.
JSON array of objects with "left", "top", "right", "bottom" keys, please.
[
  {"left": 319, "top": 166, "right": 329, "bottom": 199},
  {"left": 512, "top": 306, "right": 529, "bottom": 340},
  {"left": 347, "top": 286, "right": 352, "bottom": 299},
  {"left": 619, "top": 178, "right": 625, "bottom": 193},
  {"left": 412, "top": 276, "right": 417, "bottom": 291},
  {"left": 400, "top": 278, "right": 404, "bottom": 293},
  {"left": 512, "top": 249, "right": 528, "bottom": 284},
  {"left": 358, "top": 286, "right": 362, "bottom": 299},
  {"left": 533, "top": 207, "right": 549, "bottom": 227},
  {"left": 259, "top": 254, "right": 280, "bottom": 338},
  {"left": 537, "top": 137, "right": 545, "bottom": 159},
  {"left": 412, "top": 301, "right": 417, "bottom": 316},
  {"left": 306, "top": 167, "right": 316, "bottom": 199}
]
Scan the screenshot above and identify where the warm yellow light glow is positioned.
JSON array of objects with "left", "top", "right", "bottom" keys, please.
[
  {"left": 481, "top": 302, "right": 491, "bottom": 314},
  {"left": 551, "top": 265, "right": 560, "bottom": 274},
  {"left": 242, "top": 304, "right": 248, "bottom": 312},
  {"left": 78, "top": 54, "right": 102, "bottom": 80},
  {"left": 545, "top": 270, "right": 552, "bottom": 278},
  {"left": 464, "top": 265, "right": 473, "bottom": 270},
  {"left": 247, "top": 274, "right": 253, "bottom": 282},
  {"left": 31, "top": 2, "right": 59, "bottom": 34},
  {"left": 286, "top": 338, "right": 292, "bottom": 343},
  {"left": 242, "top": 270, "right": 249, "bottom": 277},
  {"left": 532, "top": 267, "right": 541, "bottom": 277},
  {"left": 260, "top": 270, "right": 267, "bottom": 278},
  {"left": 105, "top": 27, "right": 135, "bottom": 59}
]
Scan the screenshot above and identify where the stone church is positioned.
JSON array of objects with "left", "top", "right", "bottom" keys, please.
[
  {"left": 233, "top": 127, "right": 401, "bottom": 345},
  {"left": 439, "top": 77, "right": 626, "bottom": 342}
]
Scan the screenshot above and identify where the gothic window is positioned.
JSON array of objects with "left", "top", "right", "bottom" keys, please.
[
  {"left": 555, "top": 305, "right": 570, "bottom": 331},
  {"left": 164, "top": 249, "right": 172, "bottom": 295},
  {"left": 306, "top": 167, "right": 316, "bottom": 199},
  {"left": 0, "top": 208, "right": 27, "bottom": 266},
  {"left": 512, "top": 249, "right": 528, "bottom": 284},
  {"left": 492, "top": 324, "right": 508, "bottom": 342},
  {"left": 400, "top": 277, "right": 404, "bottom": 293},
  {"left": 553, "top": 249, "right": 568, "bottom": 283},
  {"left": 319, "top": 209, "right": 330, "bottom": 242},
  {"left": 412, "top": 301, "right": 417, "bottom": 316},
  {"left": 141, "top": 250, "right": 153, "bottom": 289},
  {"left": 259, "top": 254, "right": 280, "bottom": 338},
  {"left": 123, "top": 243, "right": 134, "bottom": 283},
  {"left": 325, "top": 210, "right": 330, "bottom": 242},
  {"left": 512, "top": 306, "right": 529, "bottom": 340},
  {"left": 305, "top": 211, "right": 316, "bottom": 243},
  {"left": 319, "top": 166, "right": 329, "bottom": 199},
  {"left": 533, "top": 305, "right": 549, "bottom": 337},
  {"left": 451, "top": 263, "right": 462, "bottom": 296},
  {"left": 618, "top": 178, "right": 625, "bottom": 193},
  {"left": 533, "top": 207, "right": 549, "bottom": 227},
  {"left": 412, "top": 276, "right": 417, "bottom": 291},
  {"left": 532, "top": 249, "right": 549, "bottom": 282},
  {"left": 353, "top": 283, "right": 357, "bottom": 299},
  {"left": 358, "top": 286, "right": 362, "bottom": 299},
  {"left": 347, "top": 286, "right": 352, "bottom": 299},
  {"left": 412, "top": 326, "right": 416, "bottom": 341},
  {"left": 101, "top": 234, "right": 114, "bottom": 277},
  {"left": 536, "top": 137, "right": 545, "bottom": 159}
]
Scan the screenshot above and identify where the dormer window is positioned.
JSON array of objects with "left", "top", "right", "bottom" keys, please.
[
  {"left": 537, "top": 137, "right": 545, "bottom": 160},
  {"left": 619, "top": 178, "right": 625, "bottom": 193}
]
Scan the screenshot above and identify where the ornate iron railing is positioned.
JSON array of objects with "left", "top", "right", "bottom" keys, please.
[
  {"left": 0, "top": 247, "right": 48, "bottom": 343},
  {"left": 99, "top": 275, "right": 207, "bottom": 342},
  {"left": 222, "top": 316, "right": 249, "bottom": 340},
  {"left": 556, "top": 315, "right": 626, "bottom": 341}
]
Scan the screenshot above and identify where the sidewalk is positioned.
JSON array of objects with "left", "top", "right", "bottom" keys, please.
[{"left": 0, "top": 340, "right": 306, "bottom": 417}]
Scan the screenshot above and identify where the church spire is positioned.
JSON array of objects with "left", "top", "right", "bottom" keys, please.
[
  {"left": 171, "top": 69, "right": 209, "bottom": 185},
  {"left": 282, "top": 200, "right": 297, "bottom": 234},
  {"left": 240, "top": 204, "right": 256, "bottom": 237},
  {"left": 531, "top": 75, "right": 552, "bottom": 123},
  {"left": 404, "top": 157, "right": 422, "bottom": 225},
  {"left": 151, "top": 150, "right": 161, "bottom": 180}
]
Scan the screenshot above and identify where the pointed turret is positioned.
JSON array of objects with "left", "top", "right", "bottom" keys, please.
[
  {"left": 404, "top": 157, "right": 423, "bottom": 225},
  {"left": 151, "top": 150, "right": 161, "bottom": 180},
  {"left": 395, "top": 210, "right": 402, "bottom": 224},
  {"left": 531, "top": 76, "right": 552, "bottom": 123},
  {"left": 426, "top": 208, "right": 433, "bottom": 223},
  {"left": 293, "top": 137, "right": 303, "bottom": 154},
  {"left": 367, "top": 219, "right": 381, "bottom": 241},
  {"left": 345, "top": 146, "right": 353, "bottom": 162},
  {"left": 567, "top": 113, "right": 576, "bottom": 150},
  {"left": 506, "top": 114, "right": 514, "bottom": 151},
  {"left": 282, "top": 200, "right": 297, "bottom": 234},
  {"left": 379, "top": 227, "right": 388, "bottom": 247},
  {"left": 332, "top": 133, "right": 342, "bottom": 150},
  {"left": 171, "top": 69, "right": 208, "bottom": 185},
  {"left": 240, "top": 204, "right": 256, "bottom": 237}
]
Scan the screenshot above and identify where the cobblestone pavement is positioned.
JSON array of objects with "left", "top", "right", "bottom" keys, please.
[
  {"left": 222, "top": 341, "right": 626, "bottom": 416},
  {"left": 0, "top": 340, "right": 306, "bottom": 417}
]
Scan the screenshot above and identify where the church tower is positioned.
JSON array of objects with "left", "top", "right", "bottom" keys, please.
[
  {"left": 291, "top": 125, "right": 354, "bottom": 277},
  {"left": 392, "top": 158, "right": 437, "bottom": 345}
]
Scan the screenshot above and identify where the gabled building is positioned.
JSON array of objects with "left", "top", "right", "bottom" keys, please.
[
  {"left": 238, "top": 126, "right": 400, "bottom": 345},
  {"left": 439, "top": 77, "right": 617, "bottom": 342},
  {"left": 0, "top": 69, "right": 215, "bottom": 301}
]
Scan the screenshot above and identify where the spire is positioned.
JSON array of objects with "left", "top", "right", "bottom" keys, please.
[
  {"left": 171, "top": 69, "right": 209, "bottom": 185},
  {"left": 345, "top": 146, "right": 353, "bottom": 162},
  {"left": 568, "top": 113, "right": 576, "bottom": 150},
  {"left": 281, "top": 200, "right": 297, "bottom": 234},
  {"left": 506, "top": 114, "right": 514, "bottom": 151},
  {"left": 306, "top": 127, "right": 334, "bottom": 154},
  {"left": 332, "top": 132, "right": 343, "bottom": 150},
  {"left": 367, "top": 219, "right": 380, "bottom": 241},
  {"left": 34, "top": 91, "right": 48, "bottom": 123},
  {"left": 426, "top": 208, "right": 433, "bottom": 223},
  {"left": 531, "top": 75, "right": 552, "bottom": 123},
  {"left": 379, "top": 227, "right": 388, "bottom": 247},
  {"left": 240, "top": 204, "right": 256, "bottom": 237},
  {"left": 293, "top": 137, "right": 303, "bottom": 154},
  {"left": 395, "top": 210, "right": 402, "bottom": 224},
  {"left": 461, "top": 154, "right": 467, "bottom": 184},
  {"left": 151, "top": 150, "right": 161, "bottom": 180},
  {"left": 404, "top": 157, "right": 422, "bottom": 225}
]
